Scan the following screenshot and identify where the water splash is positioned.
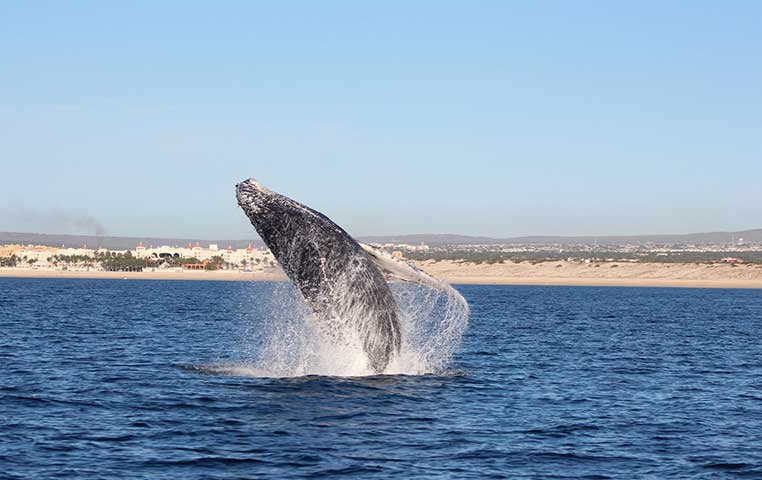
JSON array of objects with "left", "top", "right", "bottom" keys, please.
[
  {"left": 231, "top": 279, "right": 469, "bottom": 378},
  {"left": 386, "top": 282, "right": 470, "bottom": 375}
]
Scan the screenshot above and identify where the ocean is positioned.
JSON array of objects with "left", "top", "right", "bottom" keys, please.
[{"left": 2, "top": 278, "right": 761, "bottom": 479}]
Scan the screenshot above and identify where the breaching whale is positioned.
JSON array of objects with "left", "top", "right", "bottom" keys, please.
[{"left": 236, "top": 178, "right": 455, "bottom": 373}]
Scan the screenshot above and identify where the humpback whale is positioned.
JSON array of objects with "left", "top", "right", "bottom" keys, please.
[
  {"left": 236, "top": 178, "right": 464, "bottom": 373},
  {"left": 236, "top": 178, "right": 406, "bottom": 373}
]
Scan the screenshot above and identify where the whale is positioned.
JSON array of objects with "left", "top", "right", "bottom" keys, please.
[
  {"left": 236, "top": 178, "right": 406, "bottom": 373},
  {"left": 236, "top": 178, "right": 465, "bottom": 373}
]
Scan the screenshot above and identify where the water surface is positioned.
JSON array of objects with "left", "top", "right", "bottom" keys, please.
[{"left": 2, "top": 278, "right": 761, "bottom": 478}]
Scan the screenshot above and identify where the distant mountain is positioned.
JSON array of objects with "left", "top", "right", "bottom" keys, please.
[
  {"left": 358, "top": 234, "right": 502, "bottom": 246},
  {"left": 2, "top": 228, "right": 761, "bottom": 249},
  {"left": 0, "top": 232, "right": 265, "bottom": 250},
  {"left": 357, "top": 229, "right": 762, "bottom": 246},
  {"left": 503, "top": 229, "right": 762, "bottom": 245}
]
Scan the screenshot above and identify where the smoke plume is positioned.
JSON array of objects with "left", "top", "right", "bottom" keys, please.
[{"left": 0, "top": 208, "right": 107, "bottom": 236}]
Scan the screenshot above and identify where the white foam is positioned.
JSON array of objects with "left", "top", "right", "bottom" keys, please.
[{"left": 230, "top": 278, "right": 469, "bottom": 378}]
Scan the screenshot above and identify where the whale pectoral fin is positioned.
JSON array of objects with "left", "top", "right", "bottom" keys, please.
[{"left": 360, "top": 243, "right": 449, "bottom": 293}]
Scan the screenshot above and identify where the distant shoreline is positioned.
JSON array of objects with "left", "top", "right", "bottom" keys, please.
[
  {"left": 0, "top": 268, "right": 286, "bottom": 283},
  {"left": 3, "top": 263, "right": 762, "bottom": 289},
  {"left": 441, "top": 276, "right": 762, "bottom": 289},
  {"left": 418, "top": 260, "right": 762, "bottom": 289}
]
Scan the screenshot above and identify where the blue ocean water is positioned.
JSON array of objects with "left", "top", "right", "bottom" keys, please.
[{"left": 1, "top": 278, "right": 762, "bottom": 479}]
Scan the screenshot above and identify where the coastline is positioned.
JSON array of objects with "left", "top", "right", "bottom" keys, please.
[
  {"left": 418, "top": 260, "right": 762, "bottom": 289},
  {"left": 0, "top": 268, "right": 287, "bottom": 282},
  {"left": 3, "top": 261, "right": 762, "bottom": 288},
  {"left": 438, "top": 276, "right": 762, "bottom": 289}
]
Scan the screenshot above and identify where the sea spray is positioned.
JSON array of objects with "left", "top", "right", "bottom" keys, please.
[{"left": 232, "top": 279, "right": 469, "bottom": 377}]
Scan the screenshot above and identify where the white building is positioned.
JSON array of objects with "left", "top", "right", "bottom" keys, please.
[{"left": 132, "top": 242, "right": 276, "bottom": 270}]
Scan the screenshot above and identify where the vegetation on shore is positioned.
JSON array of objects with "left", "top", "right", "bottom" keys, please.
[
  {"left": 0, "top": 255, "right": 19, "bottom": 267},
  {"left": 402, "top": 250, "right": 762, "bottom": 265},
  {"left": 0, "top": 251, "right": 234, "bottom": 272},
  {"left": 5, "top": 247, "right": 762, "bottom": 272}
]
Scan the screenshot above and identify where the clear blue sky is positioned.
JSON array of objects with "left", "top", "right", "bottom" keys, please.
[{"left": 2, "top": 1, "right": 760, "bottom": 238}]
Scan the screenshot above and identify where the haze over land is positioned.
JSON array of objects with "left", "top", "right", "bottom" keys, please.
[{"left": 3, "top": 228, "right": 762, "bottom": 250}]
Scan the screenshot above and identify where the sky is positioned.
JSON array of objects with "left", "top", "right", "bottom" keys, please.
[{"left": 1, "top": 1, "right": 761, "bottom": 239}]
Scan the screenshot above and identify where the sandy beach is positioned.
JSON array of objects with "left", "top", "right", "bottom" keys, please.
[
  {"left": 417, "top": 260, "right": 762, "bottom": 289},
  {"left": 3, "top": 261, "right": 762, "bottom": 288}
]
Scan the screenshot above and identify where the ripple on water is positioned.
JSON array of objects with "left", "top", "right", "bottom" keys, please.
[{"left": 2, "top": 279, "right": 762, "bottom": 478}]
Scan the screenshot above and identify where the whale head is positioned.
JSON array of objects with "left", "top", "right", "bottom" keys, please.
[
  {"left": 236, "top": 177, "right": 327, "bottom": 262},
  {"left": 235, "top": 178, "right": 275, "bottom": 216}
]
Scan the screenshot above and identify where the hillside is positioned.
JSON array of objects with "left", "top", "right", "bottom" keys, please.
[{"left": 358, "top": 229, "right": 762, "bottom": 246}]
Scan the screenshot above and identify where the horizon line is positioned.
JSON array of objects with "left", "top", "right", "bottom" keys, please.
[{"left": 1, "top": 227, "right": 761, "bottom": 243}]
